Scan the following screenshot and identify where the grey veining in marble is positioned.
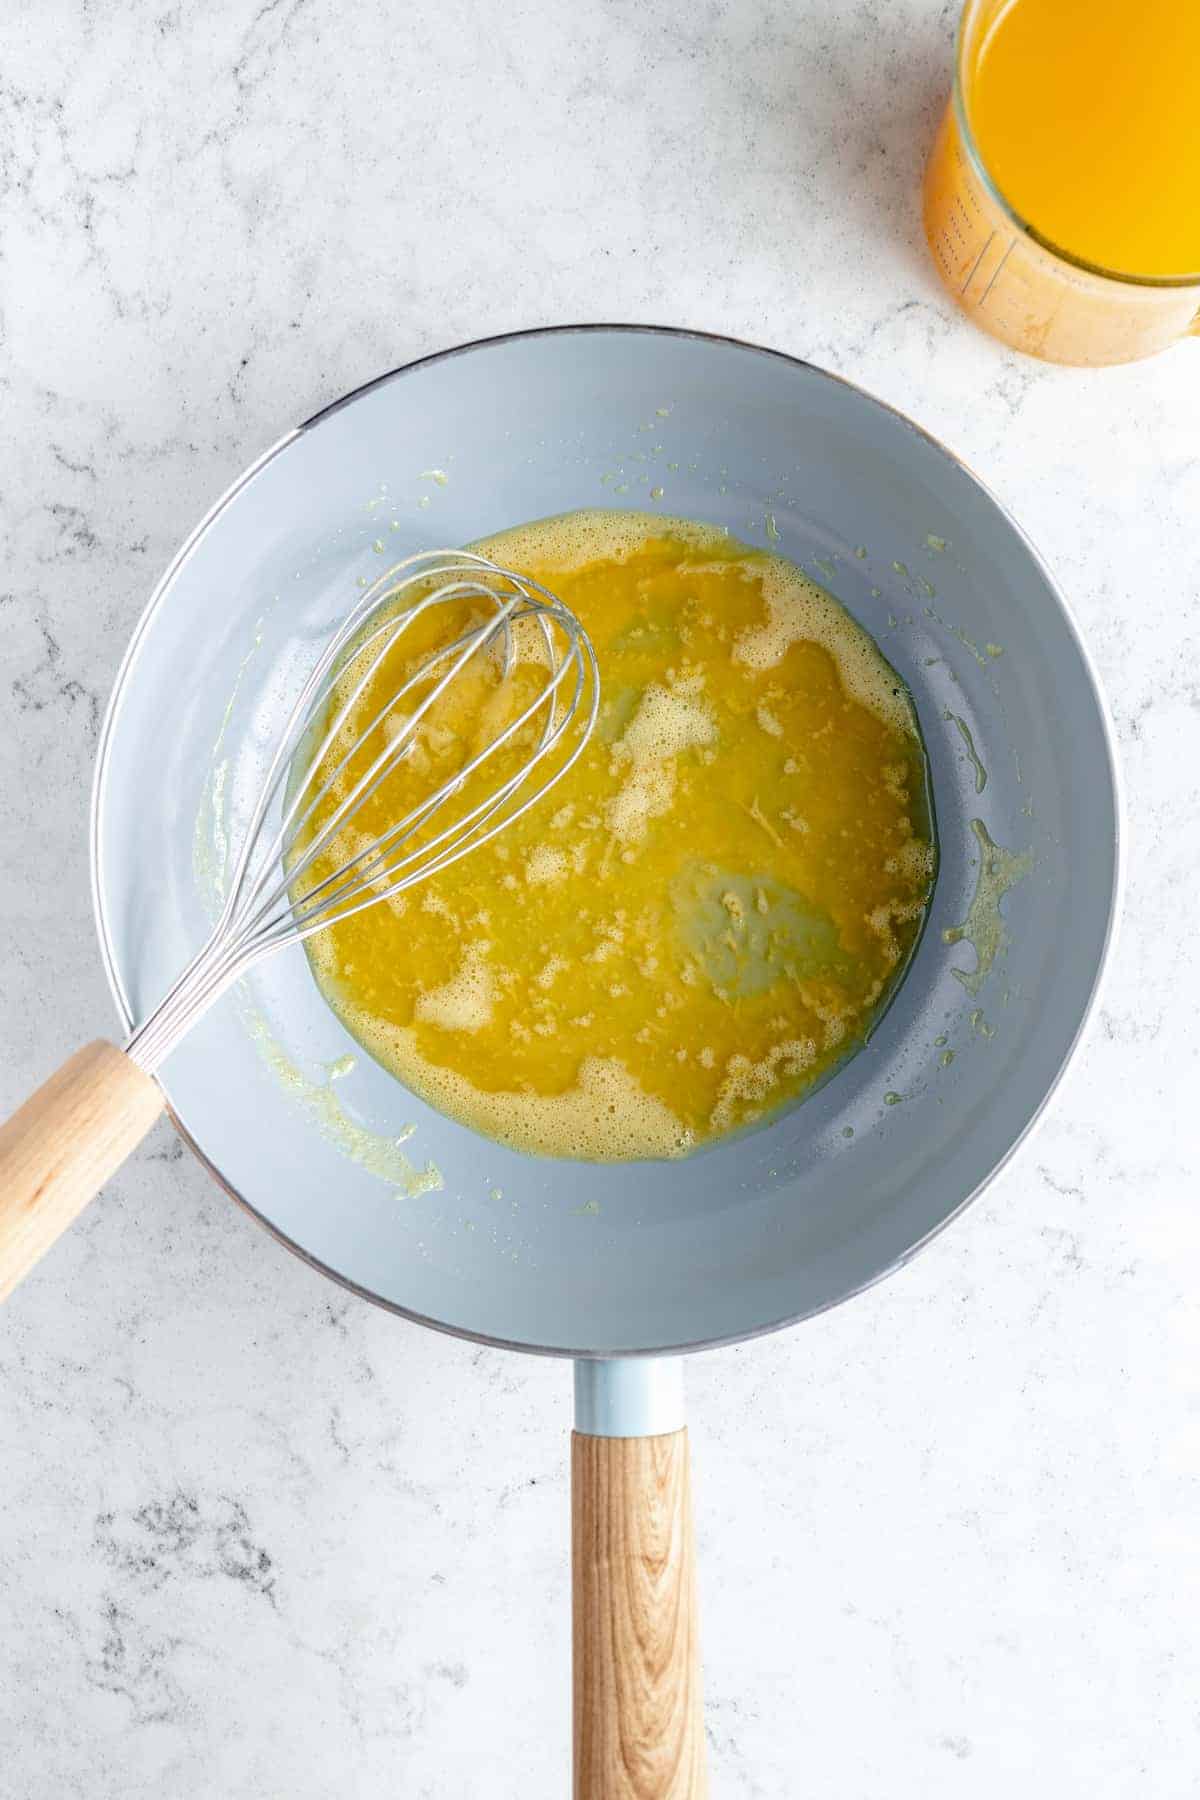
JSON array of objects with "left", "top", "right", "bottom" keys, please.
[{"left": 1, "top": 1, "right": 1197, "bottom": 1794}]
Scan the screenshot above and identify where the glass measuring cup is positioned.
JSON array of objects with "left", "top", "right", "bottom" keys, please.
[{"left": 924, "top": 0, "right": 1200, "bottom": 366}]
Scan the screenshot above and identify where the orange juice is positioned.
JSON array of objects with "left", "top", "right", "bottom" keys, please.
[
  {"left": 967, "top": 0, "right": 1200, "bottom": 280},
  {"left": 923, "top": 0, "right": 1200, "bottom": 364}
]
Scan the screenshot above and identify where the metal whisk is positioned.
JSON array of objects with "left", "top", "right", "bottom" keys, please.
[
  {"left": 0, "top": 547, "right": 597, "bottom": 1301},
  {"left": 125, "top": 549, "right": 599, "bottom": 1075}
]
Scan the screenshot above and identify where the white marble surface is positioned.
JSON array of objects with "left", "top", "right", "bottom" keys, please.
[{"left": 2, "top": 1, "right": 1198, "bottom": 1793}]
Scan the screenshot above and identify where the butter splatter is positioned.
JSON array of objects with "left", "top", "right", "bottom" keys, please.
[
  {"left": 241, "top": 1006, "right": 441, "bottom": 1197},
  {"left": 951, "top": 624, "right": 992, "bottom": 669},
  {"left": 946, "top": 710, "right": 988, "bottom": 793},
  {"left": 943, "top": 820, "right": 1033, "bottom": 996}
]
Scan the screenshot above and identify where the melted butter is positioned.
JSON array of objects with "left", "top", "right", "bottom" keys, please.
[
  {"left": 943, "top": 818, "right": 1033, "bottom": 996},
  {"left": 295, "top": 510, "right": 937, "bottom": 1161}
]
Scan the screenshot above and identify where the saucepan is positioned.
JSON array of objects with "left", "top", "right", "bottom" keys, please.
[{"left": 17, "top": 327, "right": 1122, "bottom": 1793}]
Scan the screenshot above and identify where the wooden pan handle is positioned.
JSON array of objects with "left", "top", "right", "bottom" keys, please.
[
  {"left": 0, "top": 1041, "right": 165, "bottom": 1301},
  {"left": 572, "top": 1427, "right": 707, "bottom": 1799}
]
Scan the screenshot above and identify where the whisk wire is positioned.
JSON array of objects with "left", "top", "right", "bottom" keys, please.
[
  {"left": 285, "top": 630, "right": 588, "bottom": 937},
  {"left": 222, "top": 563, "right": 511, "bottom": 930},
  {"left": 284, "top": 594, "right": 587, "bottom": 918},
  {"left": 123, "top": 550, "right": 598, "bottom": 1075},
  {"left": 244, "top": 597, "right": 520, "bottom": 939}
]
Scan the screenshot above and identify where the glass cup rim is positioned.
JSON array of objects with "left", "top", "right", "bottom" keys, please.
[{"left": 954, "top": 0, "right": 1200, "bottom": 292}]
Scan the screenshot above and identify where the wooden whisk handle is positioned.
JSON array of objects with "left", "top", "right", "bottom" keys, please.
[{"left": 0, "top": 1041, "right": 165, "bottom": 1301}]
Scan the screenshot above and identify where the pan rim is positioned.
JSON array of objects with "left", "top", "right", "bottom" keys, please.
[{"left": 90, "top": 321, "right": 1125, "bottom": 1359}]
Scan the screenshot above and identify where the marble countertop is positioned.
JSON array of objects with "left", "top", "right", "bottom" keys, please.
[{"left": 2, "top": 1, "right": 1197, "bottom": 1793}]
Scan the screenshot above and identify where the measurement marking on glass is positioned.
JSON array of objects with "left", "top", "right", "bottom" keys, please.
[
  {"left": 979, "top": 237, "right": 1016, "bottom": 305},
  {"left": 961, "top": 230, "right": 996, "bottom": 296}
]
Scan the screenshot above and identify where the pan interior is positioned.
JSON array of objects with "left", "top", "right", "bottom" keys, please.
[{"left": 93, "top": 328, "right": 1119, "bottom": 1355}]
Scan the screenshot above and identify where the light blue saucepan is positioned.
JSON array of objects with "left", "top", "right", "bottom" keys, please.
[{"left": 79, "top": 326, "right": 1120, "bottom": 1788}]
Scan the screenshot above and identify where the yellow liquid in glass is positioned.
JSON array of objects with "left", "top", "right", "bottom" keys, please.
[
  {"left": 968, "top": 0, "right": 1200, "bottom": 279},
  {"left": 298, "top": 513, "right": 936, "bottom": 1162}
]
